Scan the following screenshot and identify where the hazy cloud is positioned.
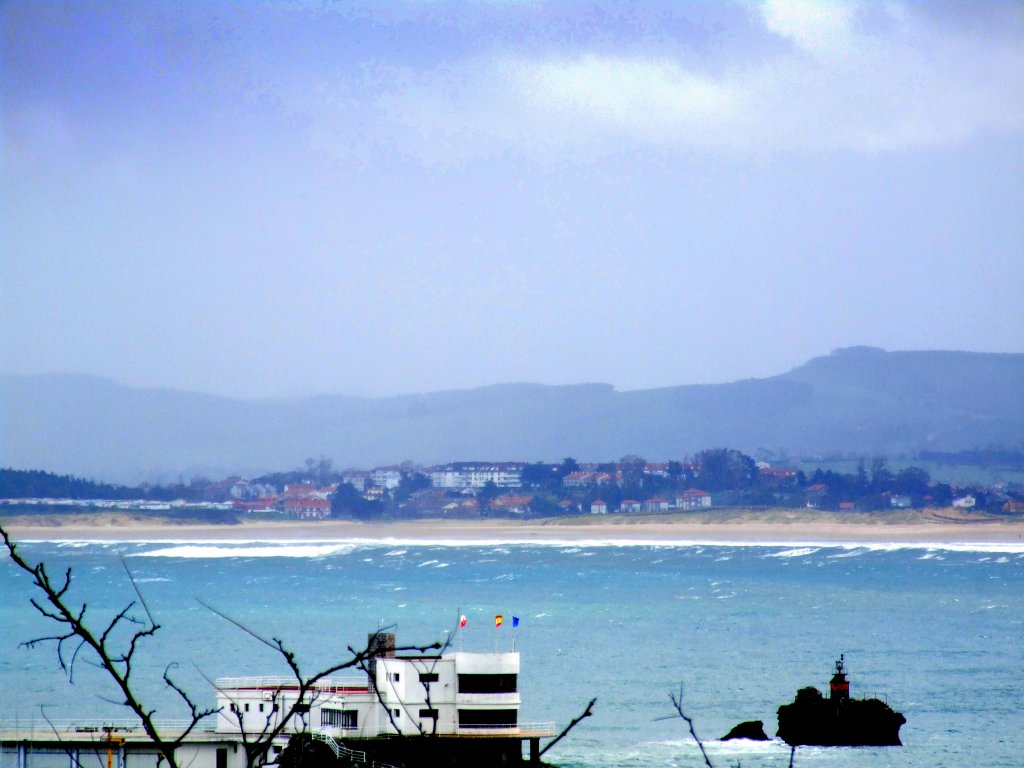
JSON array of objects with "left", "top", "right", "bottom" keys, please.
[
  {"left": 760, "top": 0, "right": 859, "bottom": 58},
  {"left": 356, "top": 1, "right": 1024, "bottom": 160}
]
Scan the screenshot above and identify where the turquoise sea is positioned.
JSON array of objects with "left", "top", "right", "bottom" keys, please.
[{"left": 1, "top": 537, "right": 1022, "bottom": 768}]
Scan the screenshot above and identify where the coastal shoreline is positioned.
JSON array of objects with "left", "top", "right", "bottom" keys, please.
[{"left": 3, "top": 509, "right": 1022, "bottom": 546}]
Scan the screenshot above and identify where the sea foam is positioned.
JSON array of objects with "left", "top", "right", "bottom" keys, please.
[
  {"left": 133, "top": 543, "right": 358, "bottom": 558},
  {"left": 19, "top": 536, "right": 1024, "bottom": 556}
]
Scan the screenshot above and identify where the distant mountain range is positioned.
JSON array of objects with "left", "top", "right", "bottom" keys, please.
[{"left": 2, "top": 347, "right": 1022, "bottom": 484}]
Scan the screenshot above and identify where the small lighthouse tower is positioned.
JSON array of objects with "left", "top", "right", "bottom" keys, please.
[{"left": 829, "top": 654, "right": 850, "bottom": 702}]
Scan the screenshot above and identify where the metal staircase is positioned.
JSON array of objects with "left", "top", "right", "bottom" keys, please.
[{"left": 310, "top": 732, "right": 399, "bottom": 768}]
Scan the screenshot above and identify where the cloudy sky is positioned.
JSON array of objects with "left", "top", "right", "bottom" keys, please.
[{"left": 3, "top": 0, "right": 1022, "bottom": 398}]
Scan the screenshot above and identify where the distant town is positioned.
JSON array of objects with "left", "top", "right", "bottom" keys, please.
[{"left": 2, "top": 448, "right": 1023, "bottom": 523}]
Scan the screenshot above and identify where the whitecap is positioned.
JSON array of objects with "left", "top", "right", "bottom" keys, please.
[
  {"left": 27, "top": 534, "right": 1024, "bottom": 555},
  {"left": 134, "top": 543, "right": 356, "bottom": 558},
  {"left": 769, "top": 547, "right": 820, "bottom": 558},
  {"left": 828, "top": 548, "right": 867, "bottom": 558}
]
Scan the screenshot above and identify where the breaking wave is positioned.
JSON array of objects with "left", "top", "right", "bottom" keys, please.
[{"left": 134, "top": 543, "right": 359, "bottom": 558}]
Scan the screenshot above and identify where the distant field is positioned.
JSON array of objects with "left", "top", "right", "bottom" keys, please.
[{"left": 794, "top": 459, "right": 1024, "bottom": 486}]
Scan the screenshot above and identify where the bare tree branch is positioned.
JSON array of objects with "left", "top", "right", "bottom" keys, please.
[
  {"left": 36, "top": 706, "right": 91, "bottom": 768},
  {"left": 1, "top": 524, "right": 218, "bottom": 768},
  {"left": 121, "top": 555, "right": 156, "bottom": 627},
  {"left": 669, "top": 684, "right": 714, "bottom": 768},
  {"left": 539, "top": 697, "right": 597, "bottom": 758}
]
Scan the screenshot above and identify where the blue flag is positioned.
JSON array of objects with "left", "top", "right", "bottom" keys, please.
[{"left": 512, "top": 616, "right": 520, "bottom": 628}]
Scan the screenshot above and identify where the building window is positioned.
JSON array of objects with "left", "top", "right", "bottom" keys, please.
[
  {"left": 458, "top": 709, "right": 517, "bottom": 728},
  {"left": 419, "top": 672, "right": 439, "bottom": 684},
  {"left": 388, "top": 672, "right": 401, "bottom": 683},
  {"left": 321, "top": 708, "right": 358, "bottom": 729},
  {"left": 419, "top": 709, "right": 439, "bottom": 719},
  {"left": 244, "top": 703, "right": 250, "bottom": 712},
  {"left": 392, "top": 709, "right": 401, "bottom": 719},
  {"left": 457, "top": 674, "right": 517, "bottom": 693}
]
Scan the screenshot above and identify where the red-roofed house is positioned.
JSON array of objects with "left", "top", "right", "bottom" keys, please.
[
  {"left": 491, "top": 495, "right": 534, "bottom": 515},
  {"left": 590, "top": 499, "right": 608, "bottom": 515},
  {"left": 676, "top": 489, "right": 711, "bottom": 510},
  {"left": 760, "top": 467, "right": 799, "bottom": 487},
  {"left": 280, "top": 496, "right": 331, "bottom": 520},
  {"left": 620, "top": 499, "right": 642, "bottom": 513},
  {"left": 233, "top": 496, "right": 280, "bottom": 513},
  {"left": 563, "top": 471, "right": 592, "bottom": 487},
  {"left": 805, "top": 483, "right": 828, "bottom": 508}
]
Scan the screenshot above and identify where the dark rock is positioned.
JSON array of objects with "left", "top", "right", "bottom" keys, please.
[
  {"left": 721, "top": 720, "right": 769, "bottom": 741},
  {"left": 777, "top": 687, "right": 906, "bottom": 747}
]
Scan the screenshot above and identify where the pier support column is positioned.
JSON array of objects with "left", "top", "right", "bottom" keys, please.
[
  {"left": 17, "top": 742, "right": 27, "bottom": 768},
  {"left": 529, "top": 738, "right": 539, "bottom": 765}
]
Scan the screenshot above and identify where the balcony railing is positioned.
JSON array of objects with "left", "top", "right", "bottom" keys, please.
[
  {"left": 456, "top": 722, "right": 556, "bottom": 737},
  {"left": 0, "top": 719, "right": 217, "bottom": 737},
  {"left": 215, "top": 676, "right": 368, "bottom": 693},
  {"left": 1, "top": 718, "right": 558, "bottom": 741}
]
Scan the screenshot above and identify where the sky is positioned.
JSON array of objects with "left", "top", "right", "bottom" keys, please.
[{"left": 2, "top": 0, "right": 1023, "bottom": 399}]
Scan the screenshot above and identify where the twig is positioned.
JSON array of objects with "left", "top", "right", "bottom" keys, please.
[
  {"left": 669, "top": 684, "right": 713, "bottom": 768},
  {"left": 120, "top": 555, "right": 156, "bottom": 627},
  {"left": 539, "top": 697, "right": 597, "bottom": 757}
]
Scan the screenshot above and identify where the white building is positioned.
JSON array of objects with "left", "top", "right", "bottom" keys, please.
[
  {"left": 1, "top": 635, "right": 554, "bottom": 768},
  {"left": 215, "top": 634, "right": 548, "bottom": 741},
  {"left": 676, "top": 489, "right": 712, "bottom": 509},
  {"left": 428, "top": 463, "right": 525, "bottom": 490},
  {"left": 341, "top": 471, "right": 371, "bottom": 491},
  {"left": 371, "top": 467, "right": 405, "bottom": 490}
]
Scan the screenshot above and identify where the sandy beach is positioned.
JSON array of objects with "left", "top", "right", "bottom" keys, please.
[{"left": 2, "top": 508, "right": 1022, "bottom": 545}]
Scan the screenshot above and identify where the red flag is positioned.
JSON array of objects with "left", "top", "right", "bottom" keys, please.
[
  {"left": 459, "top": 615, "right": 467, "bottom": 628},
  {"left": 495, "top": 614, "right": 504, "bottom": 627}
]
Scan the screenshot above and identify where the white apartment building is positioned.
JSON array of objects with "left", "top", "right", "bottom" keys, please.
[{"left": 428, "top": 463, "right": 525, "bottom": 489}]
